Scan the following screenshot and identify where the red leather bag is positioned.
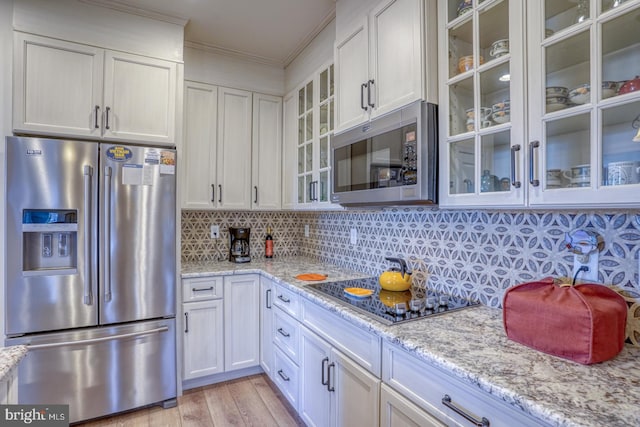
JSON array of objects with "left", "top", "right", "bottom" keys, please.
[{"left": 503, "top": 278, "right": 627, "bottom": 364}]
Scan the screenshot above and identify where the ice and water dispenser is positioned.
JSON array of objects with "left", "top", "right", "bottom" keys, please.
[{"left": 22, "top": 209, "right": 78, "bottom": 275}]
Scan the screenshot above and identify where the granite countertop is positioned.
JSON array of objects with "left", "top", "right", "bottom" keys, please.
[
  {"left": 182, "top": 257, "right": 640, "bottom": 427},
  {"left": 0, "top": 345, "right": 28, "bottom": 382}
]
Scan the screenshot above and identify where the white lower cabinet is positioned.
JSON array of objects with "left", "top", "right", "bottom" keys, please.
[
  {"left": 182, "top": 274, "right": 260, "bottom": 384},
  {"left": 299, "top": 325, "right": 380, "bottom": 427},
  {"left": 224, "top": 274, "right": 260, "bottom": 372},
  {"left": 183, "top": 299, "right": 224, "bottom": 380},
  {"left": 259, "top": 277, "right": 275, "bottom": 379},
  {"left": 381, "top": 383, "right": 445, "bottom": 427},
  {"left": 382, "top": 341, "right": 548, "bottom": 427},
  {"left": 182, "top": 277, "right": 224, "bottom": 380}
]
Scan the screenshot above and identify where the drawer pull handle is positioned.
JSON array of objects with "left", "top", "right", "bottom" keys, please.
[
  {"left": 442, "top": 395, "right": 490, "bottom": 427},
  {"left": 277, "top": 294, "right": 290, "bottom": 303},
  {"left": 277, "top": 369, "right": 290, "bottom": 382},
  {"left": 192, "top": 286, "right": 214, "bottom": 292},
  {"left": 277, "top": 328, "right": 290, "bottom": 338}
]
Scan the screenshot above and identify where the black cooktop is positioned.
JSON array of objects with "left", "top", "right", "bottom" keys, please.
[{"left": 306, "top": 277, "right": 479, "bottom": 325}]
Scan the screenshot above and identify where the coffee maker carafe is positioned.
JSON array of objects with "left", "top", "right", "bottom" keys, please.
[{"left": 229, "top": 227, "right": 250, "bottom": 263}]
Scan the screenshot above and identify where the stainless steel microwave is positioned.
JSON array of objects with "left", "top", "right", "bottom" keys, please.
[{"left": 331, "top": 101, "right": 438, "bottom": 206}]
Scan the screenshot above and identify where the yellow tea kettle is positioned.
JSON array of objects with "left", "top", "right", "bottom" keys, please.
[{"left": 379, "top": 257, "right": 412, "bottom": 291}]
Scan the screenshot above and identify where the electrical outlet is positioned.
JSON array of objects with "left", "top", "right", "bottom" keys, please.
[
  {"left": 210, "top": 225, "right": 220, "bottom": 239},
  {"left": 304, "top": 224, "right": 309, "bottom": 237},
  {"left": 350, "top": 228, "right": 357, "bottom": 245},
  {"left": 573, "top": 252, "right": 598, "bottom": 283}
]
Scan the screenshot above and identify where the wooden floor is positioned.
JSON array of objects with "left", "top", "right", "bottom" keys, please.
[{"left": 77, "top": 374, "right": 305, "bottom": 427}]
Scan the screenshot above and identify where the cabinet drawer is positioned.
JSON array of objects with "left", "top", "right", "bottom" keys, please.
[
  {"left": 382, "top": 342, "right": 548, "bottom": 427},
  {"left": 182, "top": 277, "right": 223, "bottom": 302},
  {"left": 273, "top": 308, "right": 300, "bottom": 364},
  {"left": 273, "top": 346, "right": 299, "bottom": 411},
  {"left": 302, "top": 299, "right": 381, "bottom": 376},
  {"left": 273, "top": 284, "right": 300, "bottom": 317}
]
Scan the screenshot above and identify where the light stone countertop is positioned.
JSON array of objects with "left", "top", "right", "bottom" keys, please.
[
  {"left": 182, "top": 257, "right": 640, "bottom": 427},
  {"left": 0, "top": 345, "right": 28, "bottom": 382}
]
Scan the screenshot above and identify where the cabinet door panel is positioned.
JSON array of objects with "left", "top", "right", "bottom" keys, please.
[
  {"left": 14, "top": 33, "right": 103, "bottom": 138},
  {"left": 335, "top": 18, "right": 369, "bottom": 132},
  {"left": 332, "top": 348, "right": 380, "bottom": 427},
  {"left": 299, "top": 326, "right": 332, "bottom": 427},
  {"left": 252, "top": 93, "right": 282, "bottom": 210},
  {"left": 183, "top": 300, "right": 224, "bottom": 380},
  {"left": 381, "top": 383, "right": 445, "bottom": 427},
  {"left": 224, "top": 275, "right": 260, "bottom": 371},
  {"left": 103, "top": 51, "right": 176, "bottom": 144},
  {"left": 182, "top": 82, "right": 218, "bottom": 209},
  {"left": 371, "top": 0, "right": 423, "bottom": 117},
  {"left": 260, "top": 278, "right": 274, "bottom": 378},
  {"left": 217, "top": 87, "right": 253, "bottom": 210}
]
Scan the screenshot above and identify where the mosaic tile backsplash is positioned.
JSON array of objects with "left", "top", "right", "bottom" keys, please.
[{"left": 181, "top": 208, "right": 640, "bottom": 344}]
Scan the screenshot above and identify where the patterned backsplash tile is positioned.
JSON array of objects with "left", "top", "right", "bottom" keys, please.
[{"left": 182, "top": 208, "right": 640, "bottom": 344}]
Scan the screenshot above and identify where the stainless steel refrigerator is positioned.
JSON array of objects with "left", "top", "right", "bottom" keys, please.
[{"left": 4, "top": 136, "right": 177, "bottom": 423}]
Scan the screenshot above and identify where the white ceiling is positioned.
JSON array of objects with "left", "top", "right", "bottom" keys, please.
[{"left": 99, "top": 0, "right": 336, "bottom": 67}]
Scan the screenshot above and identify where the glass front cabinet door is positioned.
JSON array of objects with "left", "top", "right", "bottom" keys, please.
[
  {"left": 438, "top": 0, "right": 527, "bottom": 207},
  {"left": 295, "top": 62, "right": 338, "bottom": 208},
  {"left": 528, "top": 0, "right": 640, "bottom": 207}
]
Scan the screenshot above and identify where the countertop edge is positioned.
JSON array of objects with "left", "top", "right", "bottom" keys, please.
[{"left": 0, "top": 345, "right": 28, "bottom": 382}]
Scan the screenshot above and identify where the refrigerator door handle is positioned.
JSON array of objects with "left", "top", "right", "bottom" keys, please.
[
  {"left": 26, "top": 326, "right": 170, "bottom": 350},
  {"left": 104, "top": 166, "right": 112, "bottom": 302},
  {"left": 83, "top": 165, "right": 93, "bottom": 305}
]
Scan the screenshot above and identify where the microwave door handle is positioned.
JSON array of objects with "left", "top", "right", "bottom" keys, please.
[
  {"left": 83, "top": 165, "right": 93, "bottom": 305},
  {"left": 361, "top": 83, "right": 368, "bottom": 111},
  {"left": 104, "top": 166, "right": 112, "bottom": 302}
]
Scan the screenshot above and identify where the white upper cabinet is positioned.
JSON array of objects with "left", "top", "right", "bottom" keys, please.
[
  {"left": 335, "top": 0, "right": 435, "bottom": 133},
  {"left": 335, "top": 17, "right": 370, "bottom": 131},
  {"left": 182, "top": 81, "right": 282, "bottom": 210},
  {"left": 216, "top": 87, "right": 253, "bottom": 210},
  {"left": 439, "top": 0, "right": 640, "bottom": 209},
  {"left": 13, "top": 32, "right": 177, "bottom": 145},
  {"left": 252, "top": 93, "right": 283, "bottom": 210},
  {"left": 526, "top": 0, "right": 640, "bottom": 207},
  {"left": 182, "top": 81, "right": 218, "bottom": 209},
  {"left": 102, "top": 51, "right": 176, "bottom": 143},
  {"left": 438, "top": 0, "right": 527, "bottom": 208},
  {"left": 289, "top": 62, "right": 342, "bottom": 209}
]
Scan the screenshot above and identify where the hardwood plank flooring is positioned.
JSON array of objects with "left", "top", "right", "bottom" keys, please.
[{"left": 77, "top": 374, "right": 305, "bottom": 427}]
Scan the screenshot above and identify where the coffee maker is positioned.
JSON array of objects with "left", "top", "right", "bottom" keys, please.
[{"left": 229, "top": 227, "right": 250, "bottom": 263}]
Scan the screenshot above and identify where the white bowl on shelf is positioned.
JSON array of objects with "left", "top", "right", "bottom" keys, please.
[
  {"left": 491, "top": 109, "right": 510, "bottom": 124},
  {"left": 546, "top": 96, "right": 568, "bottom": 112},
  {"left": 568, "top": 84, "right": 590, "bottom": 104},
  {"left": 546, "top": 86, "right": 569, "bottom": 97}
]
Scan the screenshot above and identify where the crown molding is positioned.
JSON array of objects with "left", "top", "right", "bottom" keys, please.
[
  {"left": 283, "top": 7, "right": 335, "bottom": 68},
  {"left": 184, "top": 40, "right": 285, "bottom": 67},
  {"left": 79, "top": 0, "right": 189, "bottom": 27}
]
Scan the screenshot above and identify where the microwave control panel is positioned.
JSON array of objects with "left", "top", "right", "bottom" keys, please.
[{"left": 402, "top": 126, "right": 418, "bottom": 185}]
